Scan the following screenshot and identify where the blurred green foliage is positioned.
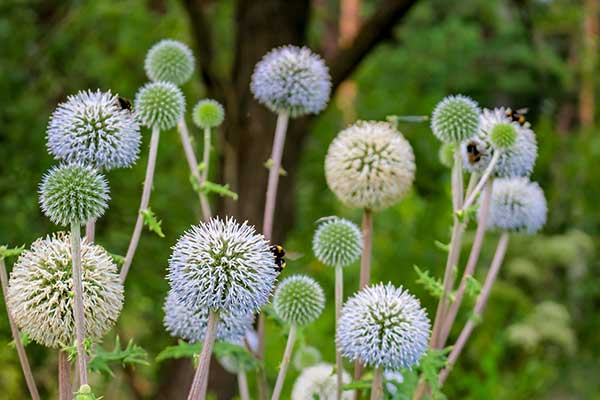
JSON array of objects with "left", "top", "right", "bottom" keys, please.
[{"left": 1, "top": 0, "right": 599, "bottom": 399}]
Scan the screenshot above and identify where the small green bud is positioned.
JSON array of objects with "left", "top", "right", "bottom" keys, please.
[
  {"left": 192, "top": 99, "right": 225, "bottom": 129},
  {"left": 438, "top": 143, "right": 456, "bottom": 168},
  {"left": 489, "top": 123, "right": 517, "bottom": 150}
]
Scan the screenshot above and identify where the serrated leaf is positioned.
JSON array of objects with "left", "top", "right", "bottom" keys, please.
[
  {"left": 465, "top": 276, "right": 482, "bottom": 298},
  {"left": 88, "top": 336, "right": 149, "bottom": 377},
  {"left": 414, "top": 265, "right": 444, "bottom": 299},
  {"left": 200, "top": 181, "right": 239, "bottom": 200},
  {"left": 213, "top": 342, "right": 261, "bottom": 372},
  {"left": 109, "top": 253, "right": 125, "bottom": 266},
  {"left": 156, "top": 340, "right": 202, "bottom": 363},
  {"left": 9, "top": 331, "right": 31, "bottom": 348},
  {"left": 0, "top": 245, "right": 25, "bottom": 259},
  {"left": 141, "top": 208, "right": 165, "bottom": 238},
  {"left": 419, "top": 348, "right": 450, "bottom": 399}
]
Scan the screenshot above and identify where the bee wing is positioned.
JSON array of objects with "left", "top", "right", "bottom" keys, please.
[
  {"left": 516, "top": 107, "right": 529, "bottom": 114},
  {"left": 285, "top": 251, "right": 304, "bottom": 261}
]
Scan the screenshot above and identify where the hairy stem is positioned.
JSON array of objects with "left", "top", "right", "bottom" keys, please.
[
  {"left": 271, "top": 324, "right": 297, "bottom": 400},
  {"left": 120, "top": 126, "right": 160, "bottom": 283},
  {"left": 0, "top": 258, "right": 40, "bottom": 400},
  {"left": 439, "top": 232, "right": 510, "bottom": 385},
  {"left": 335, "top": 265, "right": 344, "bottom": 400},
  {"left": 58, "top": 350, "right": 71, "bottom": 400},
  {"left": 461, "top": 151, "right": 500, "bottom": 211},
  {"left": 202, "top": 127, "right": 211, "bottom": 184},
  {"left": 70, "top": 223, "right": 88, "bottom": 385},
  {"left": 370, "top": 367, "right": 384, "bottom": 400},
  {"left": 237, "top": 370, "right": 250, "bottom": 400},
  {"left": 187, "top": 310, "right": 220, "bottom": 400}
]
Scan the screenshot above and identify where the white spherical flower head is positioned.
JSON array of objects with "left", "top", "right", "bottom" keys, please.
[
  {"left": 313, "top": 217, "right": 362, "bottom": 268},
  {"left": 47, "top": 90, "right": 141, "bottom": 170},
  {"left": 325, "top": 121, "right": 415, "bottom": 211},
  {"left": 39, "top": 163, "right": 110, "bottom": 226},
  {"left": 431, "top": 95, "right": 480, "bottom": 143},
  {"left": 461, "top": 107, "right": 538, "bottom": 177},
  {"left": 291, "top": 363, "right": 352, "bottom": 400},
  {"left": 163, "top": 290, "right": 254, "bottom": 343},
  {"left": 485, "top": 177, "right": 547, "bottom": 234},
  {"left": 337, "top": 283, "right": 430, "bottom": 370},
  {"left": 7, "top": 233, "right": 124, "bottom": 348},
  {"left": 192, "top": 99, "right": 225, "bottom": 129},
  {"left": 273, "top": 275, "right": 325, "bottom": 326},
  {"left": 145, "top": 39, "right": 195, "bottom": 85},
  {"left": 251, "top": 45, "right": 331, "bottom": 117},
  {"left": 168, "top": 217, "right": 277, "bottom": 315},
  {"left": 134, "top": 81, "right": 185, "bottom": 130}
]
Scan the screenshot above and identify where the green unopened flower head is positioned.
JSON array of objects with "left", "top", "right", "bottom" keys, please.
[
  {"left": 489, "top": 123, "right": 517, "bottom": 150},
  {"left": 431, "top": 95, "right": 480, "bottom": 143},
  {"left": 438, "top": 142, "right": 456, "bottom": 168},
  {"left": 312, "top": 217, "right": 362, "bottom": 268},
  {"left": 293, "top": 345, "right": 322, "bottom": 370},
  {"left": 145, "top": 39, "right": 195, "bottom": 85},
  {"left": 39, "top": 163, "right": 110, "bottom": 226},
  {"left": 192, "top": 99, "right": 225, "bottom": 129},
  {"left": 134, "top": 81, "right": 185, "bottom": 130},
  {"left": 273, "top": 275, "right": 325, "bottom": 326}
]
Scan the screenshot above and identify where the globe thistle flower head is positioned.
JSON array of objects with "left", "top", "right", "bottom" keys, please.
[
  {"left": 192, "top": 99, "right": 225, "bottom": 129},
  {"left": 251, "top": 45, "right": 331, "bottom": 117},
  {"left": 163, "top": 290, "right": 254, "bottom": 343},
  {"left": 47, "top": 90, "right": 141, "bottom": 170},
  {"left": 145, "top": 39, "right": 195, "bottom": 85},
  {"left": 485, "top": 177, "right": 547, "bottom": 234},
  {"left": 39, "top": 163, "right": 110, "bottom": 226},
  {"left": 7, "top": 233, "right": 124, "bottom": 348},
  {"left": 168, "top": 217, "right": 277, "bottom": 315},
  {"left": 462, "top": 107, "right": 538, "bottom": 177},
  {"left": 489, "top": 122, "right": 517, "bottom": 150},
  {"left": 325, "top": 121, "right": 415, "bottom": 211},
  {"left": 312, "top": 217, "right": 362, "bottom": 268},
  {"left": 273, "top": 275, "right": 325, "bottom": 326},
  {"left": 431, "top": 95, "right": 480, "bottom": 143},
  {"left": 337, "top": 283, "right": 430, "bottom": 370},
  {"left": 134, "top": 81, "right": 185, "bottom": 130},
  {"left": 291, "top": 363, "right": 352, "bottom": 400},
  {"left": 438, "top": 142, "right": 456, "bottom": 168}
]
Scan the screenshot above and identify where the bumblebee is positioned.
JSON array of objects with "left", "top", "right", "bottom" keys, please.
[
  {"left": 466, "top": 141, "right": 482, "bottom": 164},
  {"left": 505, "top": 107, "right": 529, "bottom": 126},
  {"left": 270, "top": 244, "right": 286, "bottom": 273},
  {"left": 117, "top": 96, "right": 133, "bottom": 111}
]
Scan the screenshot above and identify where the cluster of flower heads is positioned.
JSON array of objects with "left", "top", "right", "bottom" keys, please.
[
  {"left": 167, "top": 217, "right": 278, "bottom": 315},
  {"left": 134, "top": 81, "right": 185, "bottom": 130},
  {"left": 7, "top": 233, "right": 123, "bottom": 348},
  {"left": 325, "top": 121, "right": 415, "bottom": 211},
  {"left": 273, "top": 275, "right": 325, "bottom": 326},
  {"left": 291, "top": 363, "right": 352, "bottom": 400},
  {"left": 145, "top": 39, "right": 195, "bottom": 86},
  {"left": 312, "top": 217, "right": 362, "bottom": 268},
  {"left": 163, "top": 290, "right": 254, "bottom": 344},
  {"left": 337, "top": 283, "right": 430, "bottom": 370},
  {"left": 251, "top": 46, "right": 331, "bottom": 117},
  {"left": 47, "top": 90, "right": 141, "bottom": 170}
]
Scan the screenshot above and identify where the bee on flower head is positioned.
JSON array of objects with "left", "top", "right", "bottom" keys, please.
[
  {"left": 505, "top": 107, "right": 530, "bottom": 127},
  {"left": 270, "top": 245, "right": 286, "bottom": 273},
  {"left": 117, "top": 96, "right": 133, "bottom": 111}
]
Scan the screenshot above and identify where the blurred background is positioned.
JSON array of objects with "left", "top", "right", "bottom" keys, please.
[{"left": 1, "top": 0, "right": 599, "bottom": 398}]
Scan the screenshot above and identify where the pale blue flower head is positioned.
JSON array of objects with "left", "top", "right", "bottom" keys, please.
[
  {"left": 163, "top": 290, "right": 254, "bottom": 343},
  {"left": 134, "top": 81, "right": 185, "bottom": 130},
  {"left": 337, "top": 283, "right": 430, "bottom": 370},
  {"left": 273, "top": 275, "right": 325, "bottom": 326},
  {"left": 313, "top": 217, "right": 362, "bottom": 268},
  {"left": 47, "top": 90, "right": 141, "bottom": 170},
  {"left": 145, "top": 39, "right": 195, "bottom": 85},
  {"left": 431, "top": 95, "right": 480, "bottom": 143},
  {"left": 167, "top": 217, "right": 277, "bottom": 315},
  {"left": 251, "top": 45, "right": 331, "bottom": 117},
  {"left": 485, "top": 177, "right": 547, "bottom": 234}
]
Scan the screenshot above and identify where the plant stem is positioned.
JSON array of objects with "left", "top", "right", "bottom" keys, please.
[
  {"left": 438, "top": 180, "right": 493, "bottom": 345},
  {"left": 187, "top": 310, "right": 220, "bottom": 400},
  {"left": 202, "top": 127, "right": 211, "bottom": 184},
  {"left": 439, "top": 232, "right": 510, "bottom": 385},
  {"left": 461, "top": 151, "right": 500, "bottom": 212},
  {"left": 335, "top": 265, "right": 344, "bottom": 400},
  {"left": 0, "top": 258, "right": 40, "bottom": 400},
  {"left": 237, "top": 370, "right": 250, "bottom": 400},
  {"left": 70, "top": 222, "right": 88, "bottom": 385},
  {"left": 370, "top": 367, "right": 384, "bottom": 400},
  {"left": 120, "top": 126, "right": 160, "bottom": 283},
  {"left": 177, "top": 118, "right": 212, "bottom": 221},
  {"left": 271, "top": 324, "right": 297, "bottom": 400},
  {"left": 58, "top": 350, "right": 71, "bottom": 400},
  {"left": 85, "top": 219, "right": 95, "bottom": 243}
]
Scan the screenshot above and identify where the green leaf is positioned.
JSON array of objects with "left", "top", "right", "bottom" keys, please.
[
  {"left": 386, "top": 115, "right": 429, "bottom": 124},
  {"left": 419, "top": 348, "right": 450, "bottom": 399},
  {"left": 342, "top": 379, "right": 372, "bottom": 390},
  {"left": 263, "top": 159, "right": 287, "bottom": 176},
  {"left": 0, "top": 245, "right": 25, "bottom": 259},
  {"left": 88, "top": 336, "right": 149, "bottom": 377},
  {"left": 213, "top": 342, "right": 261, "bottom": 372},
  {"left": 141, "top": 208, "right": 165, "bottom": 238},
  {"left": 434, "top": 240, "right": 450, "bottom": 253},
  {"left": 156, "top": 340, "right": 202, "bottom": 363},
  {"left": 74, "top": 384, "right": 103, "bottom": 400},
  {"left": 200, "top": 181, "right": 239, "bottom": 200},
  {"left": 9, "top": 331, "right": 31, "bottom": 348},
  {"left": 465, "top": 275, "right": 482, "bottom": 298},
  {"left": 414, "top": 265, "right": 444, "bottom": 299},
  {"left": 108, "top": 253, "right": 125, "bottom": 266}
]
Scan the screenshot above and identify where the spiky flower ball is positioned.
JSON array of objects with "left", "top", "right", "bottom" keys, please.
[
  {"left": 313, "top": 217, "right": 362, "bottom": 268},
  {"left": 485, "top": 177, "right": 547, "bottom": 234},
  {"left": 163, "top": 290, "right": 254, "bottom": 343},
  {"left": 489, "top": 123, "right": 517, "bottom": 150},
  {"left": 47, "top": 90, "right": 141, "bottom": 170},
  {"left": 337, "top": 283, "right": 430, "bottom": 369},
  {"left": 134, "top": 81, "right": 185, "bottom": 130},
  {"left": 431, "top": 95, "right": 480, "bottom": 143},
  {"left": 273, "top": 275, "right": 325, "bottom": 326},
  {"left": 462, "top": 107, "right": 538, "bottom": 177},
  {"left": 192, "top": 99, "right": 225, "bottom": 129},
  {"left": 325, "top": 121, "right": 415, "bottom": 211},
  {"left": 39, "top": 163, "right": 110, "bottom": 226},
  {"left": 168, "top": 217, "right": 277, "bottom": 315},
  {"left": 145, "top": 39, "right": 195, "bottom": 85},
  {"left": 7, "top": 233, "right": 123, "bottom": 348},
  {"left": 251, "top": 46, "right": 331, "bottom": 117},
  {"left": 291, "top": 363, "right": 352, "bottom": 400}
]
